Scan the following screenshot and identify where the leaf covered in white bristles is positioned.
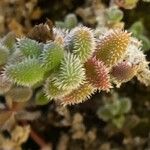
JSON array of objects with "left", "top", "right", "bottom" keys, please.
[
  {"left": 53, "top": 53, "right": 86, "bottom": 90},
  {"left": 65, "top": 26, "right": 96, "bottom": 62}
]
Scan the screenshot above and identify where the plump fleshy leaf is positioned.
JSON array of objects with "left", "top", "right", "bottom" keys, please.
[
  {"left": 54, "top": 53, "right": 85, "bottom": 90},
  {"left": 35, "top": 90, "right": 52, "bottom": 105},
  {"left": 41, "top": 42, "right": 64, "bottom": 72},
  {"left": 60, "top": 83, "right": 96, "bottom": 106},
  {"left": 16, "top": 38, "right": 42, "bottom": 58},
  {"left": 68, "top": 26, "right": 95, "bottom": 62},
  {"left": 44, "top": 78, "right": 71, "bottom": 100},
  {"left": 0, "top": 44, "right": 9, "bottom": 66},
  {"left": 85, "top": 57, "right": 111, "bottom": 91},
  {"left": 111, "top": 61, "right": 138, "bottom": 87},
  {"left": 95, "top": 30, "right": 130, "bottom": 68},
  {"left": 5, "top": 58, "right": 44, "bottom": 86},
  {"left": 5, "top": 87, "right": 33, "bottom": 102}
]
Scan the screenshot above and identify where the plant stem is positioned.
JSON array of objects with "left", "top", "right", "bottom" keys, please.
[
  {"left": 30, "top": 128, "right": 47, "bottom": 148},
  {"left": 22, "top": 121, "right": 52, "bottom": 150}
]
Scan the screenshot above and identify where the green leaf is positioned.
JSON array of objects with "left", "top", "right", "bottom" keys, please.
[
  {"left": 97, "top": 107, "right": 112, "bottom": 121},
  {"left": 105, "top": 7, "right": 123, "bottom": 23},
  {"left": 53, "top": 53, "right": 85, "bottom": 90},
  {"left": 0, "top": 44, "right": 9, "bottom": 66},
  {"left": 1, "top": 32, "right": 16, "bottom": 50},
  {"left": 5, "top": 58, "right": 44, "bottom": 86},
  {"left": 41, "top": 42, "right": 64, "bottom": 72},
  {"left": 129, "top": 21, "right": 144, "bottom": 36},
  {"left": 44, "top": 78, "right": 71, "bottom": 100},
  {"left": 64, "top": 14, "right": 78, "bottom": 29},
  {"left": 55, "top": 21, "right": 66, "bottom": 28},
  {"left": 112, "top": 115, "right": 125, "bottom": 129},
  {"left": 69, "top": 26, "right": 95, "bottom": 62},
  {"left": 35, "top": 90, "right": 52, "bottom": 105},
  {"left": 17, "top": 38, "right": 42, "bottom": 58},
  {"left": 107, "top": 101, "right": 121, "bottom": 116},
  {"left": 119, "top": 98, "right": 132, "bottom": 114},
  {"left": 139, "top": 35, "right": 150, "bottom": 51}
]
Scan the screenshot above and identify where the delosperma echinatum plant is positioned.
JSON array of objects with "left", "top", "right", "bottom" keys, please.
[{"left": 0, "top": 21, "right": 150, "bottom": 106}]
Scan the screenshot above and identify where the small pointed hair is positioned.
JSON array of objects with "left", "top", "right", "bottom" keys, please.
[
  {"left": 85, "top": 57, "right": 112, "bottom": 91},
  {"left": 111, "top": 61, "right": 138, "bottom": 87},
  {"left": 95, "top": 29, "right": 131, "bottom": 68},
  {"left": 66, "top": 26, "right": 96, "bottom": 62},
  {"left": 59, "top": 83, "right": 96, "bottom": 106}
]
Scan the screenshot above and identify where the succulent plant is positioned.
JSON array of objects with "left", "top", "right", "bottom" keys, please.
[
  {"left": 4, "top": 58, "right": 44, "bottom": 86},
  {"left": 85, "top": 57, "right": 111, "bottom": 91},
  {"left": 95, "top": 30, "right": 130, "bottom": 68},
  {"left": 35, "top": 90, "right": 51, "bottom": 105},
  {"left": 0, "top": 19, "right": 148, "bottom": 107},
  {"left": 64, "top": 14, "right": 78, "bottom": 29},
  {"left": 55, "top": 13, "right": 78, "bottom": 29},
  {"left": 16, "top": 38, "right": 42, "bottom": 58},
  {"left": 1, "top": 32, "right": 16, "bottom": 49},
  {"left": 129, "top": 21, "right": 150, "bottom": 51},
  {"left": 53, "top": 53, "right": 85, "bottom": 90},
  {"left": 68, "top": 26, "right": 95, "bottom": 62},
  {"left": 111, "top": 61, "right": 138, "bottom": 87},
  {"left": 44, "top": 78, "right": 71, "bottom": 100},
  {"left": 41, "top": 42, "right": 64, "bottom": 72},
  {"left": 59, "top": 83, "right": 96, "bottom": 106},
  {"left": 97, "top": 94, "right": 132, "bottom": 128},
  {"left": 5, "top": 86, "right": 33, "bottom": 102},
  {"left": 0, "top": 1, "right": 150, "bottom": 149},
  {"left": 105, "top": 6, "right": 123, "bottom": 24},
  {"left": 0, "top": 44, "right": 9, "bottom": 66}
]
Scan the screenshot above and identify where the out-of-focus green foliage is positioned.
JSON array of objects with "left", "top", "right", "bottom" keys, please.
[
  {"left": 97, "top": 94, "right": 132, "bottom": 128},
  {"left": 55, "top": 13, "right": 78, "bottom": 29},
  {"left": 129, "top": 21, "right": 150, "bottom": 51}
]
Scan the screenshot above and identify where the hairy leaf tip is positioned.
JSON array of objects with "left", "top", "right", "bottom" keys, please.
[
  {"left": 95, "top": 29, "right": 130, "bottom": 68},
  {"left": 53, "top": 28, "right": 67, "bottom": 45},
  {"left": 44, "top": 78, "right": 71, "bottom": 100},
  {"left": 41, "top": 42, "right": 64, "bottom": 72},
  {"left": 35, "top": 90, "right": 52, "bottom": 105},
  {"left": 111, "top": 61, "right": 138, "bottom": 87},
  {"left": 16, "top": 38, "right": 42, "bottom": 58},
  {"left": 85, "top": 57, "right": 112, "bottom": 91},
  {"left": 69, "top": 26, "right": 96, "bottom": 62},
  {"left": 4, "top": 58, "right": 44, "bottom": 86},
  {"left": 60, "top": 83, "right": 96, "bottom": 106},
  {"left": 54, "top": 53, "right": 85, "bottom": 90},
  {"left": 64, "top": 13, "right": 78, "bottom": 29}
]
